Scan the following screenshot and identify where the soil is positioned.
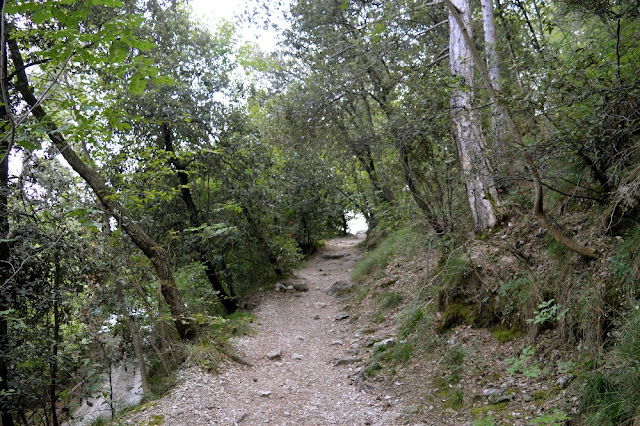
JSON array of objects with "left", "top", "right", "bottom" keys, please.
[{"left": 124, "top": 234, "right": 409, "bottom": 426}]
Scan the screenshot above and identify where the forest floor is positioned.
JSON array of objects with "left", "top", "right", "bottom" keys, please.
[{"left": 124, "top": 234, "right": 413, "bottom": 426}]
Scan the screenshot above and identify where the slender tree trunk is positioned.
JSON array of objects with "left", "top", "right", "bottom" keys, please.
[
  {"left": 7, "top": 31, "right": 196, "bottom": 339},
  {"left": 114, "top": 278, "right": 151, "bottom": 395},
  {"left": 161, "top": 124, "right": 237, "bottom": 314},
  {"left": 354, "top": 145, "right": 393, "bottom": 206},
  {"left": 0, "top": 27, "right": 14, "bottom": 424},
  {"left": 481, "top": 0, "right": 508, "bottom": 156},
  {"left": 444, "top": 0, "right": 598, "bottom": 259},
  {"left": 50, "top": 251, "right": 61, "bottom": 426},
  {"left": 448, "top": 0, "right": 501, "bottom": 232},
  {"left": 399, "top": 143, "right": 445, "bottom": 235}
]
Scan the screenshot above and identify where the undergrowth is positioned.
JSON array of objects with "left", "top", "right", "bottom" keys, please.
[
  {"left": 352, "top": 213, "right": 640, "bottom": 424},
  {"left": 351, "top": 225, "right": 428, "bottom": 282}
]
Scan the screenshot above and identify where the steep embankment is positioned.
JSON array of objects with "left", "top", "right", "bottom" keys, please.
[{"left": 125, "top": 235, "right": 407, "bottom": 425}]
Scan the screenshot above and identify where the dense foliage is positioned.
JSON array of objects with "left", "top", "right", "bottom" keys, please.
[{"left": 0, "top": 0, "right": 638, "bottom": 424}]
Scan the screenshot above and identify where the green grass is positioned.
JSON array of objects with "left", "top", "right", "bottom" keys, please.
[
  {"left": 377, "top": 291, "right": 403, "bottom": 310},
  {"left": 398, "top": 307, "right": 425, "bottom": 339},
  {"left": 545, "top": 237, "right": 567, "bottom": 258},
  {"left": 579, "top": 372, "right": 638, "bottom": 425},
  {"left": 351, "top": 226, "right": 427, "bottom": 282},
  {"left": 576, "top": 308, "right": 640, "bottom": 424},
  {"left": 618, "top": 309, "right": 640, "bottom": 365}
]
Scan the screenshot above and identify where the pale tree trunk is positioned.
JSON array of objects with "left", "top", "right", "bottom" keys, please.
[
  {"left": 444, "top": 0, "right": 598, "bottom": 259},
  {"left": 481, "top": 0, "right": 508, "bottom": 155},
  {"left": 449, "top": 0, "right": 500, "bottom": 232}
]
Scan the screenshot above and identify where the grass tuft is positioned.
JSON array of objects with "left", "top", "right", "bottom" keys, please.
[{"left": 377, "top": 291, "right": 403, "bottom": 310}]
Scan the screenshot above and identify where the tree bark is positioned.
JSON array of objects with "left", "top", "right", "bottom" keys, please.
[
  {"left": 448, "top": 0, "right": 501, "bottom": 232},
  {"left": 0, "top": 107, "right": 14, "bottom": 426},
  {"left": 7, "top": 32, "right": 197, "bottom": 339},
  {"left": 0, "top": 23, "right": 14, "bottom": 423},
  {"left": 114, "top": 278, "right": 151, "bottom": 395},
  {"left": 443, "top": 0, "right": 598, "bottom": 259},
  {"left": 481, "top": 0, "right": 508, "bottom": 156}
]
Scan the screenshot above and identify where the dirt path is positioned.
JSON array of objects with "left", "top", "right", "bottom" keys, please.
[{"left": 126, "top": 235, "right": 404, "bottom": 425}]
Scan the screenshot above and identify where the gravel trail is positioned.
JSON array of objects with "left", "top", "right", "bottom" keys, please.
[{"left": 126, "top": 235, "right": 400, "bottom": 425}]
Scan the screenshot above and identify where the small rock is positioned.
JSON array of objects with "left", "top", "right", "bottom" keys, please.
[
  {"left": 483, "top": 387, "right": 503, "bottom": 398},
  {"left": 313, "top": 314, "right": 320, "bottom": 320},
  {"left": 236, "top": 412, "right": 249, "bottom": 423},
  {"left": 380, "top": 411, "right": 402, "bottom": 424},
  {"left": 325, "top": 280, "right": 354, "bottom": 296},
  {"left": 373, "top": 338, "right": 395, "bottom": 349},
  {"left": 522, "top": 393, "right": 532, "bottom": 402},
  {"left": 295, "top": 335, "right": 305, "bottom": 341},
  {"left": 334, "top": 311, "right": 350, "bottom": 321},
  {"left": 266, "top": 349, "right": 282, "bottom": 360},
  {"left": 292, "top": 353, "right": 304, "bottom": 360},
  {"left": 314, "top": 302, "right": 327, "bottom": 308},
  {"left": 286, "top": 285, "right": 294, "bottom": 291},
  {"left": 275, "top": 283, "right": 287, "bottom": 292},
  {"left": 331, "top": 340, "right": 343, "bottom": 346},
  {"left": 483, "top": 387, "right": 516, "bottom": 403},
  {"left": 334, "top": 357, "right": 362, "bottom": 366},
  {"left": 292, "top": 282, "right": 308, "bottom": 292},
  {"left": 405, "top": 405, "right": 420, "bottom": 415},
  {"left": 258, "top": 391, "right": 272, "bottom": 397},
  {"left": 556, "top": 375, "right": 572, "bottom": 389}
]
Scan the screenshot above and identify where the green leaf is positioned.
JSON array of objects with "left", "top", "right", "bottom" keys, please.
[{"left": 129, "top": 73, "right": 147, "bottom": 94}]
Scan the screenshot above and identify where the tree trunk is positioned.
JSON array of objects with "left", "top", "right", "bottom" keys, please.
[
  {"left": 161, "top": 124, "right": 237, "bottom": 314},
  {"left": 399, "top": 143, "right": 445, "bottom": 235},
  {"left": 0, "top": 148, "right": 13, "bottom": 426},
  {"left": 354, "top": 145, "right": 393, "bottom": 206},
  {"left": 0, "top": 28, "right": 15, "bottom": 424},
  {"left": 50, "top": 251, "right": 61, "bottom": 426},
  {"left": 481, "top": 0, "right": 508, "bottom": 156},
  {"left": 114, "top": 278, "right": 151, "bottom": 395},
  {"left": 7, "top": 32, "right": 197, "bottom": 340},
  {"left": 444, "top": 0, "right": 598, "bottom": 259},
  {"left": 448, "top": 0, "right": 501, "bottom": 232}
]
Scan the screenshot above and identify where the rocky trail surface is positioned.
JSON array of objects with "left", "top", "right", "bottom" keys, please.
[{"left": 126, "top": 235, "right": 408, "bottom": 425}]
